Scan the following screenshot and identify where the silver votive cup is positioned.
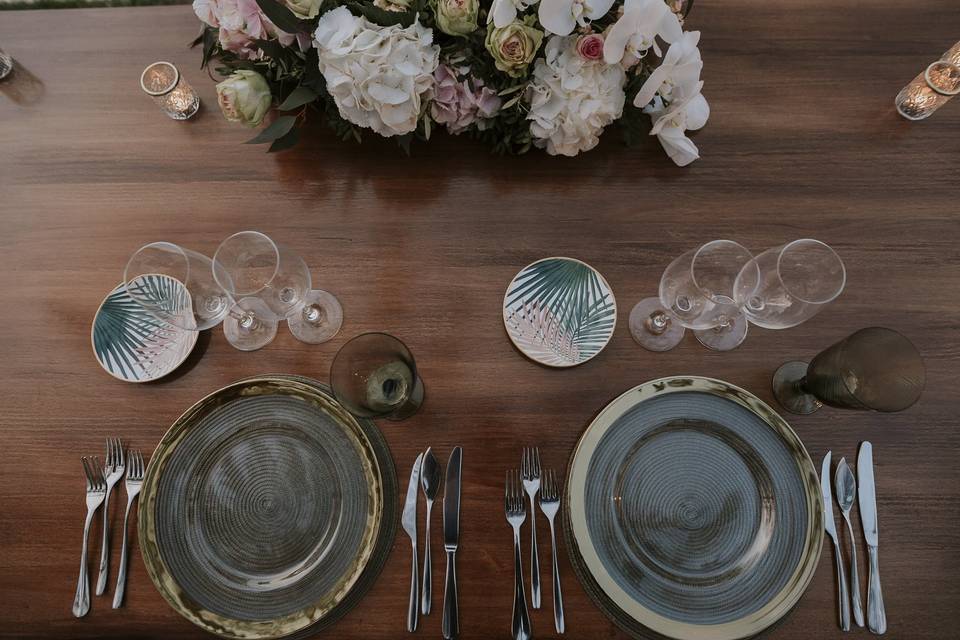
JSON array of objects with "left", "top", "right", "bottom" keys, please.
[
  {"left": 941, "top": 41, "right": 960, "bottom": 67},
  {"left": 140, "top": 61, "right": 200, "bottom": 121},
  {"left": 0, "top": 48, "right": 13, "bottom": 81},
  {"left": 895, "top": 60, "right": 960, "bottom": 120}
]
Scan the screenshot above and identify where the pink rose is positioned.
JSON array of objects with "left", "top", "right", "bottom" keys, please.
[{"left": 576, "top": 34, "right": 604, "bottom": 61}]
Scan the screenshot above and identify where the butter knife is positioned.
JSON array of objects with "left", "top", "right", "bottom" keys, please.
[
  {"left": 442, "top": 446, "right": 463, "bottom": 639},
  {"left": 822, "top": 451, "right": 850, "bottom": 631},
  {"left": 858, "top": 442, "right": 886, "bottom": 635},
  {"left": 403, "top": 453, "right": 424, "bottom": 633}
]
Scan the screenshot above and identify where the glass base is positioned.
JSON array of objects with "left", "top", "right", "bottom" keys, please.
[
  {"left": 385, "top": 376, "right": 425, "bottom": 421},
  {"left": 629, "top": 297, "right": 684, "bottom": 352},
  {"left": 223, "top": 297, "right": 278, "bottom": 352},
  {"left": 287, "top": 290, "right": 343, "bottom": 344},
  {"left": 694, "top": 313, "right": 749, "bottom": 351},
  {"left": 772, "top": 361, "right": 822, "bottom": 414}
]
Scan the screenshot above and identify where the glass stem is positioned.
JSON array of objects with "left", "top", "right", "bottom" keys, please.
[{"left": 646, "top": 311, "right": 670, "bottom": 336}]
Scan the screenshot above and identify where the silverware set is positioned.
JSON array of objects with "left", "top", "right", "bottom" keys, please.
[
  {"left": 404, "top": 446, "right": 463, "bottom": 637},
  {"left": 72, "top": 439, "right": 145, "bottom": 617},
  {"left": 507, "top": 447, "right": 565, "bottom": 638},
  {"left": 821, "top": 442, "right": 885, "bottom": 635}
]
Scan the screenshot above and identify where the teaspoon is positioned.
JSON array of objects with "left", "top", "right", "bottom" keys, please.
[{"left": 835, "top": 457, "right": 865, "bottom": 628}]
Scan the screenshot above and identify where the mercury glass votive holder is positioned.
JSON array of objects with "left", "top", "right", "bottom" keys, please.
[
  {"left": 140, "top": 61, "right": 199, "bottom": 120},
  {"left": 0, "top": 48, "right": 13, "bottom": 81},
  {"left": 895, "top": 60, "right": 960, "bottom": 120},
  {"left": 941, "top": 41, "right": 960, "bottom": 67}
]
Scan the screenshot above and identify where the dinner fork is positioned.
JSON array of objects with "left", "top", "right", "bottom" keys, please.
[
  {"left": 113, "top": 449, "right": 144, "bottom": 608},
  {"left": 520, "top": 447, "right": 541, "bottom": 608},
  {"left": 96, "top": 438, "right": 124, "bottom": 595},
  {"left": 73, "top": 457, "right": 106, "bottom": 618},
  {"left": 539, "top": 469, "right": 565, "bottom": 634},
  {"left": 506, "top": 470, "right": 532, "bottom": 640}
]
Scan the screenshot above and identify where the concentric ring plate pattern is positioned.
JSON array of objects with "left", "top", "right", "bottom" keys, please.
[
  {"left": 139, "top": 377, "right": 388, "bottom": 639},
  {"left": 566, "top": 377, "right": 823, "bottom": 640}
]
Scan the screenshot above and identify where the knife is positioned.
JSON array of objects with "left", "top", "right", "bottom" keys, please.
[
  {"left": 403, "top": 453, "right": 424, "bottom": 633},
  {"left": 442, "top": 446, "right": 463, "bottom": 639},
  {"left": 822, "top": 451, "right": 850, "bottom": 631},
  {"left": 858, "top": 442, "right": 886, "bottom": 635}
]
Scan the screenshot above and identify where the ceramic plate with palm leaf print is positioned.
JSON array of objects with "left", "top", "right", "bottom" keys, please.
[
  {"left": 91, "top": 276, "right": 198, "bottom": 383},
  {"left": 503, "top": 257, "right": 617, "bottom": 367}
]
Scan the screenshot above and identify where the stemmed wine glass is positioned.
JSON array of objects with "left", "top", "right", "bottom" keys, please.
[
  {"left": 213, "top": 231, "right": 343, "bottom": 351},
  {"left": 773, "top": 327, "right": 924, "bottom": 414},
  {"left": 734, "top": 239, "right": 845, "bottom": 329},
  {"left": 629, "top": 240, "right": 760, "bottom": 351},
  {"left": 124, "top": 242, "right": 231, "bottom": 331}
]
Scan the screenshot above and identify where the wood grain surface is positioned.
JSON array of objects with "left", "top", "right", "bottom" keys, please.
[{"left": 1, "top": 2, "right": 958, "bottom": 639}]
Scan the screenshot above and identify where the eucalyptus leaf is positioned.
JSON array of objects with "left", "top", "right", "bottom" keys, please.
[
  {"left": 245, "top": 116, "right": 298, "bottom": 144},
  {"left": 279, "top": 87, "right": 319, "bottom": 111},
  {"left": 347, "top": 2, "right": 415, "bottom": 27},
  {"left": 255, "top": 0, "right": 309, "bottom": 34},
  {"left": 268, "top": 124, "right": 302, "bottom": 152}
]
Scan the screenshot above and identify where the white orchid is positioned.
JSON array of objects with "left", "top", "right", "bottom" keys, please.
[
  {"left": 603, "top": 0, "right": 682, "bottom": 65},
  {"left": 488, "top": 0, "right": 539, "bottom": 28},
  {"left": 538, "top": 0, "right": 616, "bottom": 37},
  {"left": 642, "top": 82, "right": 709, "bottom": 166},
  {"left": 632, "top": 30, "right": 702, "bottom": 107}
]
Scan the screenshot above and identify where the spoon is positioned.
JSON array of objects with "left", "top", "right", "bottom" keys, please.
[
  {"left": 420, "top": 447, "right": 442, "bottom": 615},
  {"left": 835, "top": 457, "right": 865, "bottom": 628}
]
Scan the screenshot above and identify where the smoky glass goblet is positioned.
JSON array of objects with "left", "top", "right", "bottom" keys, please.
[
  {"left": 330, "top": 332, "right": 424, "bottom": 421},
  {"left": 773, "top": 327, "right": 925, "bottom": 415},
  {"left": 630, "top": 240, "right": 759, "bottom": 351}
]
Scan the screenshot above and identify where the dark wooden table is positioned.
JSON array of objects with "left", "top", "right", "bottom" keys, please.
[{"left": 1, "top": 2, "right": 958, "bottom": 638}]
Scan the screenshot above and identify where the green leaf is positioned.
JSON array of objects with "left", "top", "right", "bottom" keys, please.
[
  {"left": 347, "top": 2, "right": 415, "bottom": 27},
  {"left": 279, "top": 87, "right": 319, "bottom": 111},
  {"left": 201, "top": 28, "right": 218, "bottom": 70},
  {"left": 245, "top": 116, "right": 298, "bottom": 144},
  {"left": 255, "top": 0, "right": 309, "bottom": 34},
  {"left": 397, "top": 133, "right": 413, "bottom": 156},
  {"left": 268, "top": 124, "right": 302, "bottom": 152}
]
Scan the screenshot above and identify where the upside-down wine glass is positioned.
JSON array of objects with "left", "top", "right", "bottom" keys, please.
[
  {"left": 629, "top": 240, "right": 760, "bottom": 351},
  {"left": 213, "top": 231, "right": 343, "bottom": 351},
  {"left": 330, "top": 332, "right": 424, "bottom": 421},
  {"left": 124, "top": 242, "right": 231, "bottom": 331},
  {"left": 734, "top": 239, "right": 846, "bottom": 330},
  {"left": 772, "top": 327, "right": 925, "bottom": 415}
]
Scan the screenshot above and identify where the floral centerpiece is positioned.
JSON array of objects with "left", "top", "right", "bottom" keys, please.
[{"left": 192, "top": 0, "right": 708, "bottom": 164}]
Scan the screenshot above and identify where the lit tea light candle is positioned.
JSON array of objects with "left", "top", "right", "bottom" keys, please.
[
  {"left": 140, "top": 61, "right": 199, "bottom": 121},
  {"left": 895, "top": 59, "right": 960, "bottom": 120}
]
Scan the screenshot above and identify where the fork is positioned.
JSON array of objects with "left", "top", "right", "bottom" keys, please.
[
  {"left": 520, "top": 447, "right": 542, "bottom": 608},
  {"left": 112, "top": 449, "right": 145, "bottom": 608},
  {"left": 539, "top": 469, "right": 565, "bottom": 634},
  {"left": 96, "top": 438, "right": 124, "bottom": 596},
  {"left": 506, "top": 470, "right": 532, "bottom": 640},
  {"left": 73, "top": 457, "right": 106, "bottom": 618}
]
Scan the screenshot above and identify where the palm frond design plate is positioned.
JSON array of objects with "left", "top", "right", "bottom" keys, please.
[
  {"left": 503, "top": 257, "right": 617, "bottom": 367},
  {"left": 91, "top": 277, "right": 197, "bottom": 383}
]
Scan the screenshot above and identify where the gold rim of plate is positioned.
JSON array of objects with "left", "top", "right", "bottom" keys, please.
[
  {"left": 565, "top": 376, "right": 824, "bottom": 640},
  {"left": 138, "top": 376, "right": 384, "bottom": 640}
]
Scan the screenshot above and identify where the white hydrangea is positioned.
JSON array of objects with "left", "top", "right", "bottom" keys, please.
[
  {"left": 527, "top": 35, "right": 627, "bottom": 157},
  {"left": 313, "top": 7, "right": 440, "bottom": 137}
]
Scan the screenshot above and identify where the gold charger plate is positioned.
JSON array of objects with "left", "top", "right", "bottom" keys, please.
[
  {"left": 565, "top": 377, "right": 823, "bottom": 640},
  {"left": 139, "top": 376, "right": 389, "bottom": 639}
]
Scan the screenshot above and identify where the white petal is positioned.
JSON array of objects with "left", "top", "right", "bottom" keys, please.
[
  {"left": 584, "top": 0, "right": 616, "bottom": 21},
  {"left": 657, "top": 124, "right": 699, "bottom": 166},
  {"left": 539, "top": 0, "right": 577, "bottom": 36},
  {"left": 491, "top": 0, "right": 518, "bottom": 27},
  {"left": 684, "top": 93, "right": 709, "bottom": 130},
  {"left": 603, "top": 7, "right": 641, "bottom": 64},
  {"left": 633, "top": 65, "right": 668, "bottom": 108}
]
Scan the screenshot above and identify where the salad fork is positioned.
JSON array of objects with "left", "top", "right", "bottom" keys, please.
[
  {"left": 96, "top": 438, "right": 124, "bottom": 595},
  {"left": 113, "top": 449, "right": 144, "bottom": 608},
  {"left": 520, "top": 447, "right": 541, "bottom": 608},
  {"left": 506, "top": 470, "right": 531, "bottom": 640},
  {"left": 539, "top": 470, "right": 565, "bottom": 634},
  {"left": 73, "top": 457, "right": 106, "bottom": 618}
]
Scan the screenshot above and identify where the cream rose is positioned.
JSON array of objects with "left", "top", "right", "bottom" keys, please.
[{"left": 216, "top": 70, "right": 272, "bottom": 127}]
